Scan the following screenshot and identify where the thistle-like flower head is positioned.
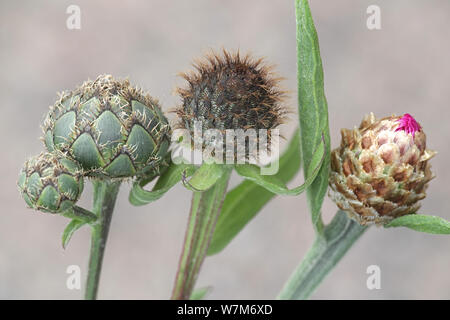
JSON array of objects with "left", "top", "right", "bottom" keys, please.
[
  {"left": 18, "top": 152, "right": 84, "bottom": 214},
  {"left": 175, "top": 50, "right": 287, "bottom": 161},
  {"left": 42, "top": 75, "right": 171, "bottom": 179},
  {"left": 329, "top": 113, "right": 436, "bottom": 226}
]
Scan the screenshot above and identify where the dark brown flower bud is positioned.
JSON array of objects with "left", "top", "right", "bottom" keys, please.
[{"left": 175, "top": 50, "right": 287, "bottom": 162}]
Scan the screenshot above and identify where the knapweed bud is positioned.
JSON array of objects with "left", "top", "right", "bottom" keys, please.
[
  {"left": 175, "top": 50, "right": 286, "bottom": 162},
  {"left": 18, "top": 152, "right": 84, "bottom": 213},
  {"left": 329, "top": 113, "right": 436, "bottom": 226},
  {"left": 42, "top": 74, "right": 171, "bottom": 178}
]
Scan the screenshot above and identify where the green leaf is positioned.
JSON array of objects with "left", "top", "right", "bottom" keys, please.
[
  {"left": 182, "top": 163, "right": 227, "bottom": 192},
  {"left": 234, "top": 135, "right": 324, "bottom": 196},
  {"left": 296, "top": 0, "right": 331, "bottom": 235},
  {"left": 129, "top": 163, "right": 196, "bottom": 206},
  {"left": 62, "top": 219, "right": 87, "bottom": 249},
  {"left": 385, "top": 214, "right": 450, "bottom": 234},
  {"left": 208, "top": 130, "right": 301, "bottom": 256},
  {"left": 190, "top": 287, "right": 212, "bottom": 300}
]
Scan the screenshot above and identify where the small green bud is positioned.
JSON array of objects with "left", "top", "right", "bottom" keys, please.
[
  {"left": 18, "top": 152, "right": 84, "bottom": 214},
  {"left": 42, "top": 74, "right": 171, "bottom": 179}
]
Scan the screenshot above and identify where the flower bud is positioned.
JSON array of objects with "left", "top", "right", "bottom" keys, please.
[
  {"left": 329, "top": 113, "right": 435, "bottom": 226},
  {"left": 42, "top": 74, "right": 171, "bottom": 178},
  {"left": 18, "top": 152, "right": 84, "bottom": 213},
  {"left": 175, "top": 50, "right": 286, "bottom": 161}
]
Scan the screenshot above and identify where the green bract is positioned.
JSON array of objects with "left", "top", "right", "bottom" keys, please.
[
  {"left": 42, "top": 74, "right": 171, "bottom": 179},
  {"left": 18, "top": 152, "right": 84, "bottom": 213}
]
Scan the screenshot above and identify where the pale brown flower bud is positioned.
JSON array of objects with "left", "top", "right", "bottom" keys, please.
[{"left": 329, "top": 113, "right": 436, "bottom": 226}]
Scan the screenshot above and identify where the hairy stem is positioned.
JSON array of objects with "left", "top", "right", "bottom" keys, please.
[
  {"left": 277, "top": 210, "right": 367, "bottom": 300},
  {"left": 84, "top": 180, "right": 121, "bottom": 300},
  {"left": 171, "top": 167, "right": 232, "bottom": 300}
]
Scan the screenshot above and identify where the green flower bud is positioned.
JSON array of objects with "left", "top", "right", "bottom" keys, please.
[
  {"left": 18, "top": 152, "right": 84, "bottom": 214},
  {"left": 42, "top": 74, "right": 171, "bottom": 178}
]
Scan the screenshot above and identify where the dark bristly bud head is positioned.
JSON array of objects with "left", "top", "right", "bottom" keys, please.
[
  {"left": 329, "top": 113, "right": 436, "bottom": 226},
  {"left": 18, "top": 152, "right": 84, "bottom": 214},
  {"left": 175, "top": 49, "right": 287, "bottom": 161},
  {"left": 42, "top": 74, "right": 171, "bottom": 179}
]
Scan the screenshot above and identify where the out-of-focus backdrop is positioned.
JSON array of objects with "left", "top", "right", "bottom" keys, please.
[{"left": 1, "top": 0, "right": 449, "bottom": 299}]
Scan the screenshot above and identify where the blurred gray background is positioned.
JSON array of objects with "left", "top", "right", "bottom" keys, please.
[{"left": 1, "top": 0, "right": 449, "bottom": 299}]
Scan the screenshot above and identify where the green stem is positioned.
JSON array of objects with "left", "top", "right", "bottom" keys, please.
[
  {"left": 62, "top": 206, "right": 97, "bottom": 223},
  {"left": 84, "top": 179, "right": 121, "bottom": 300},
  {"left": 171, "top": 167, "right": 232, "bottom": 300},
  {"left": 277, "top": 210, "right": 367, "bottom": 300}
]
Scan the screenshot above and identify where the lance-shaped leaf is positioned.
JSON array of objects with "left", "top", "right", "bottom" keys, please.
[
  {"left": 62, "top": 219, "right": 87, "bottom": 249},
  {"left": 385, "top": 214, "right": 450, "bottom": 234},
  {"left": 234, "top": 135, "right": 324, "bottom": 196},
  {"left": 129, "top": 163, "right": 196, "bottom": 206},
  {"left": 61, "top": 206, "right": 97, "bottom": 249},
  {"left": 296, "top": 0, "right": 331, "bottom": 235},
  {"left": 208, "top": 130, "right": 301, "bottom": 256}
]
